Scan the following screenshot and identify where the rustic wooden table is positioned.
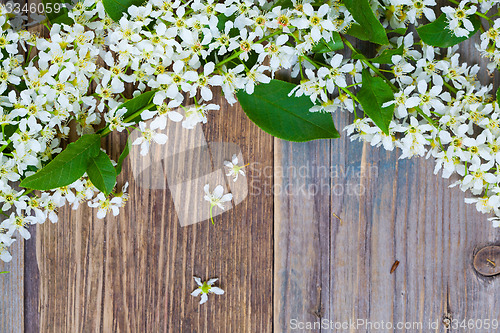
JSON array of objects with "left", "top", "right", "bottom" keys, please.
[{"left": 1, "top": 3, "right": 500, "bottom": 333}]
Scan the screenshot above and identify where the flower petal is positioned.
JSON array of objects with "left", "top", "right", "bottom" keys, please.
[{"left": 209, "top": 287, "right": 224, "bottom": 295}]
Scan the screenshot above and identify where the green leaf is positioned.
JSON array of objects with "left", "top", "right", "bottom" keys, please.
[
  {"left": 217, "top": 14, "right": 238, "bottom": 37},
  {"left": 118, "top": 90, "right": 156, "bottom": 120},
  {"left": 102, "top": 0, "right": 145, "bottom": 21},
  {"left": 42, "top": 0, "right": 74, "bottom": 25},
  {"left": 357, "top": 69, "right": 395, "bottom": 134},
  {"left": 497, "top": 86, "right": 500, "bottom": 102},
  {"left": 20, "top": 134, "right": 101, "bottom": 190},
  {"left": 120, "top": 90, "right": 156, "bottom": 119},
  {"left": 0, "top": 271, "right": 8, "bottom": 274},
  {"left": 370, "top": 44, "right": 405, "bottom": 64},
  {"left": 3, "top": 124, "right": 17, "bottom": 140},
  {"left": 391, "top": 27, "right": 408, "bottom": 35},
  {"left": 352, "top": 44, "right": 404, "bottom": 64},
  {"left": 271, "top": 0, "right": 293, "bottom": 9},
  {"left": 346, "top": 24, "right": 369, "bottom": 41},
  {"left": 97, "top": 91, "right": 156, "bottom": 136},
  {"left": 417, "top": 13, "right": 481, "bottom": 48},
  {"left": 343, "top": 0, "right": 389, "bottom": 45},
  {"left": 87, "top": 151, "right": 117, "bottom": 195},
  {"left": 115, "top": 140, "right": 130, "bottom": 175},
  {"left": 312, "top": 32, "right": 344, "bottom": 53},
  {"left": 236, "top": 79, "right": 340, "bottom": 142}
]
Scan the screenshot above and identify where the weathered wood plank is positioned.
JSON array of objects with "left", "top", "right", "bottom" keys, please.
[
  {"left": 274, "top": 139, "right": 331, "bottom": 332},
  {"left": 329, "top": 140, "right": 500, "bottom": 332},
  {"left": 36, "top": 203, "right": 106, "bottom": 332},
  {"left": 24, "top": 225, "right": 39, "bottom": 333},
  {"left": 34, "top": 88, "right": 274, "bottom": 332},
  {"left": 327, "top": 24, "right": 500, "bottom": 333},
  {"left": 274, "top": 14, "right": 500, "bottom": 333},
  {"left": 0, "top": 236, "right": 24, "bottom": 333},
  {"left": 0, "top": 3, "right": 44, "bottom": 332}
]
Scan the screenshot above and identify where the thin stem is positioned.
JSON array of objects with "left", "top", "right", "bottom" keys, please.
[
  {"left": 98, "top": 102, "right": 156, "bottom": 137},
  {"left": 25, "top": 45, "right": 34, "bottom": 65},
  {"left": 301, "top": 54, "right": 360, "bottom": 116},
  {"left": 342, "top": 37, "right": 398, "bottom": 92},
  {"left": 299, "top": 56, "right": 304, "bottom": 80},
  {"left": 216, "top": 51, "right": 243, "bottom": 68},
  {"left": 443, "top": 80, "right": 458, "bottom": 94},
  {"left": 415, "top": 106, "right": 439, "bottom": 128},
  {"left": 216, "top": 30, "right": 281, "bottom": 68},
  {"left": 302, "top": 54, "right": 321, "bottom": 69},
  {"left": 338, "top": 85, "right": 361, "bottom": 105},
  {"left": 23, "top": 189, "right": 34, "bottom": 196}
]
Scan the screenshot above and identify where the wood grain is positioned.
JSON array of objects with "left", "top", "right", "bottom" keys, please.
[
  {"left": 0, "top": 3, "right": 41, "bottom": 332},
  {"left": 33, "top": 87, "right": 274, "bottom": 332},
  {"left": 328, "top": 129, "right": 500, "bottom": 332},
  {"left": 273, "top": 19, "right": 500, "bottom": 333},
  {"left": 273, "top": 139, "right": 331, "bottom": 330},
  {"left": 24, "top": 225, "right": 39, "bottom": 333},
  {"left": 0, "top": 234, "right": 23, "bottom": 333},
  {"left": 6, "top": 2, "right": 500, "bottom": 332}
]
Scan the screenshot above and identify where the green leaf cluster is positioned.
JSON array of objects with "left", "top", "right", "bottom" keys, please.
[
  {"left": 42, "top": 0, "right": 74, "bottom": 25},
  {"left": 343, "top": 0, "right": 389, "bottom": 45},
  {"left": 21, "top": 134, "right": 117, "bottom": 195},
  {"left": 312, "top": 32, "right": 344, "bottom": 53},
  {"left": 102, "top": 0, "right": 145, "bottom": 21},
  {"left": 357, "top": 69, "right": 395, "bottom": 134},
  {"left": 417, "top": 13, "right": 481, "bottom": 48}
]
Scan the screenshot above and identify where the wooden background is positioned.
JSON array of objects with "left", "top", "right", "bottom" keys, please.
[{"left": 1, "top": 3, "right": 500, "bottom": 333}]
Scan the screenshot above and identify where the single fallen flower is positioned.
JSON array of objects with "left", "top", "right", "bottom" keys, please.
[
  {"left": 224, "top": 154, "right": 248, "bottom": 182},
  {"left": 191, "top": 276, "right": 224, "bottom": 304},
  {"left": 203, "top": 184, "right": 232, "bottom": 224}
]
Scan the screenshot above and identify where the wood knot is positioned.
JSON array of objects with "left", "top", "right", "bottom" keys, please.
[
  {"left": 442, "top": 313, "right": 452, "bottom": 329},
  {"left": 473, "top": 246, "right": 500, "bottom": 277}
]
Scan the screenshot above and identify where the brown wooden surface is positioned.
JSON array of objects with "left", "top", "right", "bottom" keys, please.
[
  {"left": 30, "top": 87, "right": 274, "bottom": 332},
  {"left": 3, "top": 3, "right": 500, "bottom": 332},
  {"left": 0, "top": 236, "right": 23, "bottom": 333},
  {"left": 272, "top": 32, "right": 500, "bottom": 333},
  {"left": 274, "top": 139, "right": 331, "bottom": 329}
]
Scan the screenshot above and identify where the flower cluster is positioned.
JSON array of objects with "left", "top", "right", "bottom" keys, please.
[
  {"left": 342, "top": 11, "right": 500, "bottom": 229},
  {"left": 344, "top": 42, "right": 500, "bottom": 221},
  {"left": 272, "top": 0, "right": 500, "bottom": 229},
  {"left": 0, "top": 0, "right": 356, "bottom": 262}
]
